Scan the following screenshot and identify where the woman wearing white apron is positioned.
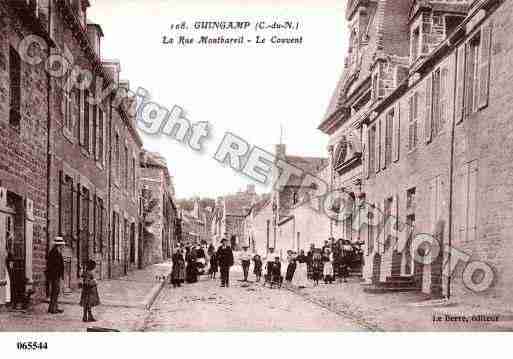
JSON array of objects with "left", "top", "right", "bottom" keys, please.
[{"left": 293, "top": 250, "right": 309, "bottom": 288}]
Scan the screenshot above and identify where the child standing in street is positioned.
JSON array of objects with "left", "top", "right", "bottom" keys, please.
[
  {"left": 209, "top": 251, "right": 218, "bottom": 280},
  {"left": 253, "top": 254, "right": 262, "bottom": 282},
  {"left": 80, "top": 260, "right": 100, "bottom": 322},
  {"left": 311, "top": 252, "right": 324, "bottom": 286}
]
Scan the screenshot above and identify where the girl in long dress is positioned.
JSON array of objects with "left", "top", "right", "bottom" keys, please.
[
  {"left": 293, "top": 250, "right": 309, "bottom": 288},
  {"left": 323, "top": 250, "right": 334, "bottom": 284}
]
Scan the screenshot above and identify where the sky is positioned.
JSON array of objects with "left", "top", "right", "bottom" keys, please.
[{"left": 88, "top": 0, "right": 349, "bottom": 199}]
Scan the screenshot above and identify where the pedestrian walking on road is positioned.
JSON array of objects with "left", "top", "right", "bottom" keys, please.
[
  {"left": 311, "top": 251, "right": 323, "bottom": 286},
  {"left": 46, "top": 236, "right": 65, "bottom": 314},
  {"left": 186, "top": 246, "right": 199, "bottom": 284},
  {"left": 323, "top": 249, "right": 334, "bottom": 284},
  {"left": 209, "top": 251, "right": 218, "bottom": 280},
  {"left": 253, "top": 254, "right": 262, "bottom": 282},
  {"left": 240, "top": 246, "right": 252, "bottom": 282},
  {"left": 285, "top": 250, "right": 296, "bottom": 283},
  {"left": 217, "top": 238, "right": 234, "bottom": 287},
  {"left": 171, "top": 249, "right": 185, "bottom": 287},
  {"left": 293, "top": 250, "right": 309, "bottom": 288},
  {"left": 306, "top": 244, "right": 315, "bottom": 280},
  {"left": 80, "top": 260, "right": 100, "bottom": 322}
]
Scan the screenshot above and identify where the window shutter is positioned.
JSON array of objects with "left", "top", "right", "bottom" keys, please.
[
  {"left": 375, "top": 121, "right": 381, "bottom": 173},
  {"left": 478, "top": 22, "right": 492, "bottom": 110},
  {"left": 467, "top": 161, "right": 478, "bottom": 242},
  {"left": 393, "top": 103, "right": 400, "bottom": 162},
  {"left": 365, "top": 125, "right": 370, "bottom": 179},
  {"left": 425, "top": 74, "right": 433, "bottom": 144},
  {"left": 381, "top": 117, "right": 387, "bottom": 170},
  {"left": 455, "top": 44, "right": 466, "bottom": 124}
]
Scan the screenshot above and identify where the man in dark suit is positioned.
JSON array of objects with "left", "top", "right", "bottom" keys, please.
[
  {"left": 216, "top": 238, "right": 234, "bottom": 287},
  {"left": 46, "top": 237, "right": 65, "bottom": 314}
]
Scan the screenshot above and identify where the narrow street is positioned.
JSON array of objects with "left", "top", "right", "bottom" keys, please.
[{"left": 141, "top": 268, "right": 367, "bottom": 331}]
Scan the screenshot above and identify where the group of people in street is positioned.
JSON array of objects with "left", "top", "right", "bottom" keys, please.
[
  {"left": 169, "top": 237, "right": 363, "bottom": 290},
  {"left": 171, "top": 238, "right": 235, "bottom": 288}
]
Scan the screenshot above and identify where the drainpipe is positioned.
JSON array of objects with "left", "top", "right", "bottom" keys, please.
[
  {"left": 107, "top": 98, "right": 112, "bottom": 278},
  {"left": 447, "top": 52, "right": 459, "bottom": 300},
  {"left": 45, "top": 0, "right": 53, "bottom": 298}
]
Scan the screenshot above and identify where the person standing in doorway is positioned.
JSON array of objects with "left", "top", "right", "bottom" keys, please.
[
  {"left": 239, "top": 245, "right": 252, "bottom": 282},
  {"left": 217, "top": 238, "right": 234, "bottom": 287},
  {"left": 46, "top": 236, "right": 65, "bottom": 314}
]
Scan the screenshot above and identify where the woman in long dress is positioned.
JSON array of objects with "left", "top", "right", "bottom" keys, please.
[
  {"left": 293, "top": 250, "right": 309, "bottom": 288},
  {"left": 171, "top": 249, "right": 185, "bottom": 287},
  {"left": 285, "top": 251, "right": 296, "bottom": 282}
]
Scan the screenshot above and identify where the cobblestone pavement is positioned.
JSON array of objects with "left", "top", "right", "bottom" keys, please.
[
  {"left": 141, "top": 269, "right": 367, "bottom": 331},
  {"left": 293, "top": 278, "right": 513, "bottom": 331}
]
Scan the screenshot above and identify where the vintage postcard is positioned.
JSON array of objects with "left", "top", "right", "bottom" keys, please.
[{"left": 1, "top": 0, "right": 513, "bottom": 346}]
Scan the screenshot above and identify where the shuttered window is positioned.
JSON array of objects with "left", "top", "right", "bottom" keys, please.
[
  {"left": 393, "top": 103, "right": 401, "bottom": 162},
  {"left": 408, "top": 92, "right": 419, "bottom": 150},
  {"left": 454, "top": 161, "right": 478, "bottom": 243},
  {"left": 385, "top": 109, "right": 394, "bottom": 167},
  {"left": 368, "top": 125, "right": 376, "bottom": 177},
  {"left": 425, "top": 74, "right": 433, "bottom": 144},
  {"left": 457, "top": 23, "right": 492, "bottom": 122},
  {"left": 9, "top": 46, "right": 21, "bottom": 129}
]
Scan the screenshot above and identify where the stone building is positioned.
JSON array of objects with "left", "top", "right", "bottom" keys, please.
[
  {"left": 323, "top": 0, "right": 513, "bottom": 308},
  {"left": 0, "top": 1, "right": 179, "bottom": 305},
  {"left": 180, "top": 202, "right": 207, "bottom": 246},
  {"left": 140, "top": 150, "right": 178, "bottom": 267},
  {"left": 246, "top": 145, "right": 328, "bottom": 257},
  {"left": 0, "top": 1, "right": 52, "bottom": 304}
]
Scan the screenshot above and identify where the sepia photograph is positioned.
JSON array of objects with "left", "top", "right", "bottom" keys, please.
[{"left": 1, "top": 0, "right": 513, "bottom": 352}]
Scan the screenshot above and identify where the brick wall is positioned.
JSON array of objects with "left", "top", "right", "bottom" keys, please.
[{"left": 0, "top": 4, "right": 49, "bottom": 301}]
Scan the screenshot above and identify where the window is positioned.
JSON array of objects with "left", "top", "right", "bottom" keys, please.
[
  {"left": 368, "top": 125, "right": 376, "bottom": 175},
  {"left": 465, "top": 34, "right": 480, "bottom": 116},
  {"left": 367, "top": 208, "right": 374, "bottom": 254},
  {"left": 411, "top": 27, "right": 420, "bottom": 62},
  {"left": 132, "top": 157, "right": 136, "bottom": 197},
  {"left": 431, "top": 67, "right": 449, "bottom": 137},
  {"left": 384, "top": 197, "right": 393, "bottom": 251},
  {"left": 94, "top": 197, "right": 104, "bottom": 254},
  {"left": 60, "top": 174, "right": 74, "bottom": 243},
  {"left": 115, "top": 133, "right": 120, "bottom": 180},
  {"left": 455, "top": 160, "right": 478, "bottom": 243},
  {"left": 406, "top": 187, "right": 416, "bottom": 210},
  {"left": 92, "top": 101, "right": 98, "bottom": 159},
  {"left": 385, "top": 109, "right": 394, "bottom": 166},
  {"left": 408, "top": 92, "right": 419, "bottom": 150},
  {"left": 9, "top": 46, "right": 21, "bottom": 129},
  {"left": 81, "top": 90, "right": 90, "bottom": 152},
  {"left": 98, "top": 109, "right": 104, "bottom": 163},
  {"left": 456, "top": 23, "right": 492, "bottom": 123},
  {"left": 124, "top": 145, "right": 129, "bottom": 191},
  {"left": 111, "top": 212, "right": 118, "bottom": 261}
]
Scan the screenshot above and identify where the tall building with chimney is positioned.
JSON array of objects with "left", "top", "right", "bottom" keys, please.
[{"left": 321, "top": 0, "right": 513, "bottom": 309}]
